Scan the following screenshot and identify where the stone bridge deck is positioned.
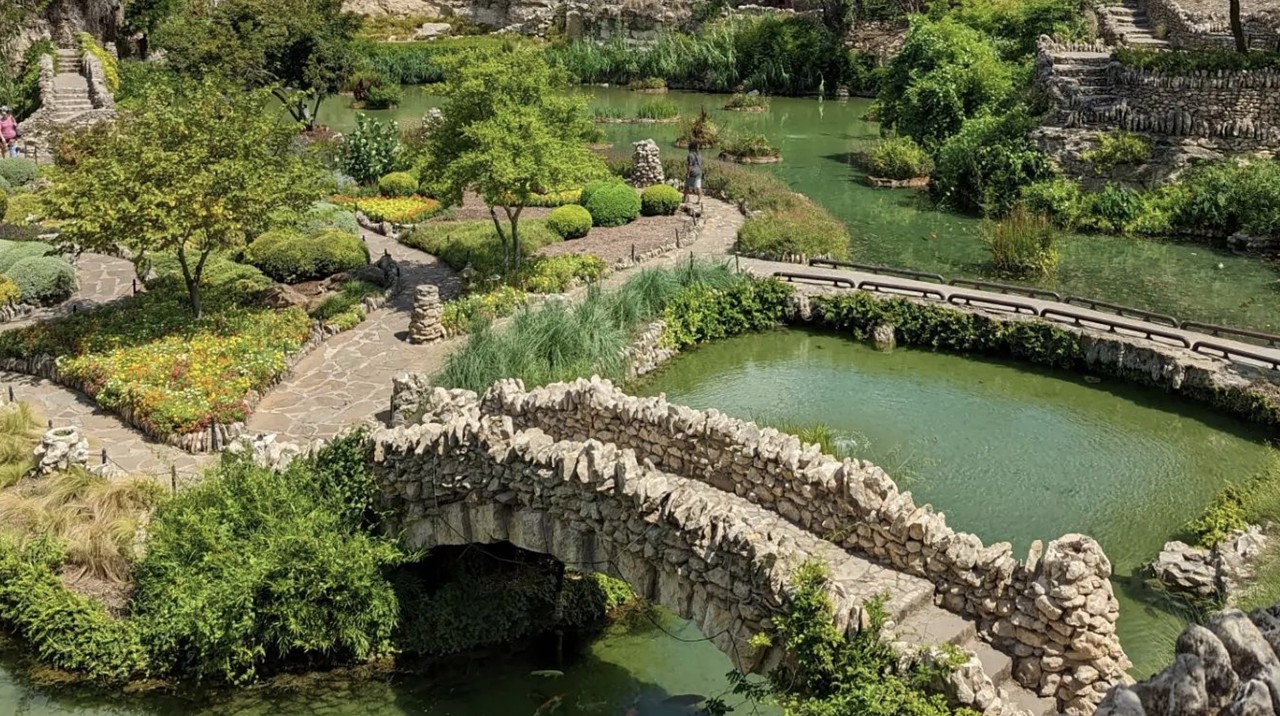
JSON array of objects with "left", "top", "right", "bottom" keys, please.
[{"left": 372, "top": 387, "right": 1067, "bottom": 716}]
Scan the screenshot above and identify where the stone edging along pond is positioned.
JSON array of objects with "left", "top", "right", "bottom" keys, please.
[{"left": 0, "top": 254, "right": 405, "bottom": 454}]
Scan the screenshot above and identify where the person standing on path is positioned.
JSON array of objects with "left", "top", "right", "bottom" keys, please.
[
  {"left": 0, "top": 108, "right": 19, "bottom": 158},
  {"left": 682, "top": 141, "right": 703, "bottom": 205}
]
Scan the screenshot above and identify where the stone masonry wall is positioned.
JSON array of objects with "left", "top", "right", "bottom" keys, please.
[
  {"left": 478, "top": 377, "right": 1131, "bottom": 714},
  {"left": 1137, "top": 0, "right": 1280, "bottom": 50},
  {"left": 1094, "top": 608, "right": 1280, "bottom": 716}
]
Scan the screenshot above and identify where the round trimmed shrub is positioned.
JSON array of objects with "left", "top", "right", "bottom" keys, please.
[
  {"left": 546, "top": 205, "right": 592, "bottom": 239},
  {"left": 378, "top": 172, "right": 418, "bottom": 198},
  {"left": 640, "top": 184, "right": 682, "bottom": 216},
  {"left": 8, "top": 255, "right": 76, "bottom": 305},
  {"left": 0, "top": 240, "right": 54, "bottom": 272},
  {"left": 0, "top": 159, "right": 39, "bottom": 188},
  {"left": 301, "top": 201, "right": 361, "bottom": 236},
  {"left": 579, "top": 179, "right": 623, "bottom": 209},
  {"left": 585, "top": 184, "right": 641, "bottom": 227},
  {"left": 0, "top": 276, "right": 19, "bottom": 304},
  {"left": 246, "top": 229, "right": 370, "bottom": 284}
]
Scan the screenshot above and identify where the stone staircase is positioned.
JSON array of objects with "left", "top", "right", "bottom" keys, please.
[
  {"left": 1101, "top": 0, "right": 1171, "bottom": 49},
  {"left": 1042, "top": 48, "right": 1129, "bottom": 127},
  {"left": 50, "top": 47, "right": 96, "bottom": 123}
]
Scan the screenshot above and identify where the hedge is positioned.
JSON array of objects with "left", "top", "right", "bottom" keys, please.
[
  {"left": 9, "top": 255, "right": 76, "bottom": 305},
  {"left": 546, "top": 205, "right": 592, "bottom": 239},
  {"left": 585, "top": 183, "right": 641, "bottom": 227},
  {"left": 245, "top": 229, "right": 370, "bottom": 284}
]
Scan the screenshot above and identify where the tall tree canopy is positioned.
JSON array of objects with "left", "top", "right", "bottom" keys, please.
[
  {"left": 153, "top": 0, "right": 359, "bottom": 127},
  {"left": 422, "top": 45, "right": 604, "bottom": 270},
  {"left": 45, "top": 81, "right": 324, "bottom": 318}
]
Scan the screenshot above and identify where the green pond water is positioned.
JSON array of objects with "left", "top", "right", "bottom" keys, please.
[
  {"left": 318, "top": 86, "right": 1280, "bottom": 333},
  {"left": 0, "top": 609, "right": 770, "bottom": 715},
  {"left": 630, "top": 327, "right": 1277, "bottom": 678}
]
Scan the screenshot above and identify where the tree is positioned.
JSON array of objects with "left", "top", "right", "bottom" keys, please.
[
  {"left": 154, "top": 0, "right": 359, "bottom": 128},
  {"left": 123, "top": 0, "right": 188, "bottom": 58},
  {"left": 1229, "top": 0, "right": 1248, "bottom": 53},
  {"left": 423, "top": 45, "right": 605, "bottom": 271},
  {"left": 44, "top": 81, "right": 323, "bottom": 318}
]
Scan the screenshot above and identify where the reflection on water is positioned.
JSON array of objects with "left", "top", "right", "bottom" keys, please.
[
  {"left": 632, "top": 328, "right": 1274, "bottom": 677},
  {"left": 320, "top": 86, "right": 1279, "bottom": 332}
]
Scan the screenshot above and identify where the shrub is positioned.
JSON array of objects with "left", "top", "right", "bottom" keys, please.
[
  {"left": 401, "top": 219, "right": 560, "bottom": 277},
  {"left": 378, "top": 171, "right": 418, "bottom": 198},
  {"left": 724, "top": 92, "right": 768, "bottom": 109},
  {"left": 363, "top": 82, "right": 402, "bottom": 109},
  {"left": 131, "top": 455, "right": 403, "bottom": 683},
  {"left": 0, "top": 222, "right": 44, "bottom": 242},
  {"left": 514, "top": 254, "right": 608, "bottom": 293},
  {"left": 636, "top": 99, "right": 680, "bottom": 120},
  {"left": 0, "top": 239, "right": 54, "bottom": 272},
  {"left": 933, "top": 111, "right": 1052, "bottom": 216},
  {"left": 1114, "top": 47, "right": 1280, "bottom": 73},
  {"left": 339, "top": 114, "right": 403, "bottom": 185},
  {"left": 525, "top": 189, "right": 583, "bottom": 207},
  {"left": 1080, "top": 184, "right": 1145, "bottom": 234},
  {"left": 0, "top": 277, "right": 19, "bottom": 305},
  {"left": 332, "top": 195, "right": 441, "bottom": 224},
  {"left": 661, "top": 278, "right": 794, "bottom": 350},
  {"left": 1080, "top": 132, "right": 1153, "bottom": 172},
  {"left": 865, "top": 135, "right": 934, "bottom": 179},
  {"left": 585, "top": 183, "right": 641, "bottom": 227},
  {"left": 245, "top": 229, "right": 369, "bottom": 284},
  {"left": 546, "top": 204, "right": 593, "bottom": 239},
  {"left": 629, "top": 76, "right": 667, "bottom": 90},
  {"left": 8, "top": 255, "right": 76, "bottom": 305},
  {"left": 579, "top": 179, "right": 624, "bottom": 208},
  {"left": 983, "top": 205, "right": 1059, "bottom": 277},
  {"left": 641, "top": 184, "right": 682, "bottom": 216},
  {"left": 147, "top": 252, "right": 273, "bottom": 301},
  {"left": 1172, "top": 160, "right": 1280, "bottom": 238},
  {"left": 736, "top": 198, "right": 851, "bottom": 260},
  {"left": 77, "top": 33, "right": 120, "bottom": 94},
  {"left": 1021, "top": 178, "right": 1083, "bottom": 228},
  {"left": 301, "top": 201, "right": 361, "bottom": 235},
  {"left": 0, "top": 159, "right": 39, "bottom": 188},
  {"left": 721, "top": 133, "right": 778, "bottom": 158},
  {"left": 441, "top": 286, "right": 528, "bottom": 335},
  {"left": 676, "top": 109, "right": 721, "bottom": 147},
  {"left": 4, "top": 192, "right": 44, "bottom": 224}
]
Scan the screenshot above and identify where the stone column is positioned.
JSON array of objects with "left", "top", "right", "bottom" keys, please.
[
  {"left": 408, "top": 285, "right": 445, "bottom": 344},
  {"left": 631, "top": 139, "right": 664, "bottom": 187}
]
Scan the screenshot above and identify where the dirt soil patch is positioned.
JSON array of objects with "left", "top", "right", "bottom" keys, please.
[
  {"left": 537, "top": 214, "right": 691, "bottom": 265},
  {"left": 435, "top": 192, "right": 556, "bottom": 222}
]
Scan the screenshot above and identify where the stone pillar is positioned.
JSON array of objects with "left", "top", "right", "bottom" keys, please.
[
  {"left": 34, "top": 426, "right": 89, "bottom": 475},
  {"left": 408, "top": 285, "right": 445, "bottom": 344},
  {"left": 631, "top": 139, "right": 664, "bottom": 187}
]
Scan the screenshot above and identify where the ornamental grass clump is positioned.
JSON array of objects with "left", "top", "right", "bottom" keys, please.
[
  {"left": 983, "top": 205, "right": 1060, "bottom": 278},
  {"left": 866, "top": 135, "right": 934, "bottom": 179},
  {"left": 736, "top": 197, "right": 850, "bottom": 260},
  {"left": 635, "top": 99, "right": 680, "bottom": 120}
]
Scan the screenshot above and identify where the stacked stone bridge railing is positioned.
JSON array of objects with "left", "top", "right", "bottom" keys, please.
[{"left": 377, "top": 377, "right": 1135, "bottom": 715}]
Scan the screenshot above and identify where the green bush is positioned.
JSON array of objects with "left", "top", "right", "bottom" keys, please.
[
  {"left": 1080, "top": 184, "right": 1145, "bottom": 234},
  {"left": 579, "top": 178, "right": 624, "bottom": 208},
  {"left": 514, "top": 254, "right": 607, "bottom": 293},
  {"left": 0, "top": 159, "right": 39, "bottom": 188},
  {"left": 0, "top": 276, "right": 19, "bottom": 304},
  {"left": 676, "top": 109, "right": 722, "bottom": 147},
  {"left": 301, "top": 201, "right": 361, "bottom": 236},
  {"left": 1021, "top": 178, "right": 1083, "bottom": 229},
  {"left": 661, "top": 278, "right": 794, "bottom": 349},
  {"left": 1173, "top": 160, "right": 1280, "bottom": 238},
  {"left": 77, "top": 33, "right": 120, "bottom": 94},
  {"left": 725, "top": 92, "right": 769, "bottom": 109},
  {"left": 1080, "top": 132, "right": 1153, "bottom": 172},
  {"left": 441, "top": 286, "right": 528, "bottom": 335},
  {"left": 246, "top": 229, "right": 369, "bottom": 284},
  {"left": 866, "top": 135, "right": 934, "bottom": 179},
  {"left": 736, "top": 198, "right": 851, "bottom": 260},
  {"left": 1114, "top": 47, "right": 1280, "bottom": 73},
  {"left": 983, "top": 205, "right": 1059, "bottom": 278},
  {"left": 401, "top": 219, "right": 560, "bottom": 277},
  {"left": 933, "top": 111, "right": 1052, "bottom": 215},
  {"left": 546, "top": 204, "right": 593, "bottom": 239},
  {"left": 340, "top": 115, "right": 403, "bottom": 185},
  {"left": 147, "top": 252, "right": 273, "bottom": 302},
  {"left": 8, "top": 255, "right": 76, "bottom": 305},
  {"left": 131, "top": 454, "right": 403, "bottom": 684},
  {"left": 358, "top": 37, "right": 527, "bottom": 85},
  {"left": 641, "top": 184, "right": 682, "bottom": 216},
  {"left": 629, "top": 76, "right": 667, "bottom": 90},
  {"left": 585, "top": 183, "right": 641, "bottom": 227},
  {"left": 310, "top": 280, "right": 383, "bottom": 324},
  {"left": 363, "top": 82, "right": 402, "bottom": 109},
  {"left": 0, "top": 538, "right": 148, "bottom": 681},
  {"left": 4, "top": 193, "right": 44, "bottom": 224},
  {"left": 721, "top": 133, "right": 778, "bottom": 158},
  {"left": 0, "top": 239, "right": 54, "bottom": 272},
  {"left": 0, "top": 190, "right": 6, "bottom": 220},
  {"left": 378, "top": 171, "right": 418, "bottom": 198}
]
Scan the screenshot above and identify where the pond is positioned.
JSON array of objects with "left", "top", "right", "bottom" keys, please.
[
  {"left": 630, "top": 327, "right": 1276, "bottom": 678},
  {"left": 318, "top": 86, "right": 1280, "bottom": 333},
  {"left": 0, "top": 608, "right": 771, "bottom": 715}
]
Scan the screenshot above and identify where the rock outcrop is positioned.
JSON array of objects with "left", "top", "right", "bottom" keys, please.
[{"left": 342, "top": 0, "right": 695, "bottom": 40}]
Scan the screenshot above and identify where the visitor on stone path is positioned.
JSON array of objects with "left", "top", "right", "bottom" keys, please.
[
  {"left": 0, "top": 108, "right": 19, "bottom": 158},
  {"left": 683, "top": 141, "right": 703, "bottom": 206}
]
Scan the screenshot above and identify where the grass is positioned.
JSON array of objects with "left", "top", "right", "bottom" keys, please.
[
  {"left": 721, "top": 133, "right": 779, "bottom": 159},
  {"left": 635, "top": 99, "right": 680, "bottom": 120},
  {"left": 0, "top": 402, "right": 39, "bottom": 490},
  {"left": 983, "top": 205, "right": 1060, "bottom": 278},
  {"left": 754, "top": 417, "right": 857, "bottom": 460},
  {"left": 435, "top": 263, "right": 741, "bottom": 393}
]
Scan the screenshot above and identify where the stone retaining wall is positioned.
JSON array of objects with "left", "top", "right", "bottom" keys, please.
[
  {"left": 1108, "top": 65, "right": 1280, "bottom": 142},
  {"left": 1137, "top": 0, "right": 1280, "bottom": 49}
]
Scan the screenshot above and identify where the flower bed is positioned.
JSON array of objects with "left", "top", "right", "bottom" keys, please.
[{"left": 331, "top": 195, "right": 442, "bottom": 224}]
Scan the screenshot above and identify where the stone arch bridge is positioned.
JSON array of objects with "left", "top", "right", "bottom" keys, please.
[{"left": 371, "top": 378, "right": 1129, "bottom": 716}]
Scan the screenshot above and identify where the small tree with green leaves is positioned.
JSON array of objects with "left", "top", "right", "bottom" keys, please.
[
  {"left": 45, "top": 81, "right": 323, "bottom": 318},
  {"left": 423, "top": 45, "right": 604, "bottom": 271}
]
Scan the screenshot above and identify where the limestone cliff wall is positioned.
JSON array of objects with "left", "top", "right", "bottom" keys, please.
[{"left": 343, "top": 0, "right": 694, "bottom": 39}]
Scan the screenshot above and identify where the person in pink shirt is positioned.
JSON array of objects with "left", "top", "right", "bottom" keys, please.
[{"left": 0, "top": 108, "right": 19, "bottom": 158}]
